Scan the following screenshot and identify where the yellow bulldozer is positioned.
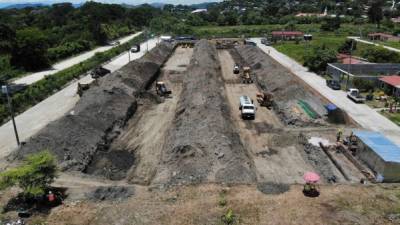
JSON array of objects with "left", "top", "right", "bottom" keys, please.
[
  {"left": 241, "top": 67, "right": 253, "bottom": 83},
  {"left": 256, "top": 92, "right": 274, "bottom": 109}
]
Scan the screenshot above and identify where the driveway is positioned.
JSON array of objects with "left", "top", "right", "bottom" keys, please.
[
  {"left": 251, "top": 38, "right": 400, "bottom": 146},
  {"left": 0, "top": 38, "right": 159, "bottom": 158},
  {"left": 13, "top": 32, "right": 143, "bottom": 85}
]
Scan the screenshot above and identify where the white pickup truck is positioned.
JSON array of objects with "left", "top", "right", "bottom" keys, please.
[
  {"left": 239, "top": 95, "right": 256, "bottom": 120},
  {"left": 347, "top": 88, "right": 365, "bottom": 103}
]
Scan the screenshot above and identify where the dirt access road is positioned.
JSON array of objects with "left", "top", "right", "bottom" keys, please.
[
  {"left": 111, "top": 46, "right": 194, "bottom": 185},
  {"left": 218, "top": 50, "right": 318, "bottom": 183}
]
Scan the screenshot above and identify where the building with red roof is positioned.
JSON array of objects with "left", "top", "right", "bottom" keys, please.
[
  {"left": 337, "top": 54, "right": 369, "bottom": 64},
  {"left": 379, "top": 75, "right": 400, "bottom": 97},
  {"left": 271, "top": 31, "right": 304, "bottom": 40}
]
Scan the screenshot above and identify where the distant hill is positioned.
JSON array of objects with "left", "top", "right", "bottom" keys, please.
[
  {"left": 3, "top": 3, "right": 45, "bottom": 9},
  {"left": 190, "top": 2, "right": 218, "bottom": 9}
]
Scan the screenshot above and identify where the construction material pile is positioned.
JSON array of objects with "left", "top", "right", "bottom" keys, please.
[
  {"left": 234, "top": 46, "right": 328, "bottom": 127},
  {"left": 14, "top": 43, "right": 175, "bottom": 180},
  {"left": 153, "top": 40, "right": 256, "bottom": 185}
]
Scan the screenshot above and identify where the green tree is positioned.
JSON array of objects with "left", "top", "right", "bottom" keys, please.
[
  {"left": 304, "top": 46, "right": 337, "bottom": 73},
  {"left": 367, "top": 0, "right": 384, "bottom": 28},
  {"left": 10, "top": 28, "right": 49, "bottom": 71},
  {"left": 361, "top": 46, "right": 400, "bottom": 63},
  {"left": 320, "top": 16, "right": 341, "bottom": 31},
  {"left": 0, "top": 23, "right": 15, "bottom": 54},
  {"left": 338, "top": 39, "right": 357, "bottom": 54},
  {"left": 0, "top": 151, "right": 57, "bottom": 197}
]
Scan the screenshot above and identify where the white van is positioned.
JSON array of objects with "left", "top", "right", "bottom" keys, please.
[{"left": 239, "top": 95, "right": 256, "bottom": 120}]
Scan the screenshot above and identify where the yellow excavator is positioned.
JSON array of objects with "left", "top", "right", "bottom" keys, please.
[{"left": 241, "top": 67, "right": 253, "bottom": 83}]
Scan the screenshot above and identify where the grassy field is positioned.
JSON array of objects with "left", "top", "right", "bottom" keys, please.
[
  {"left": 381, "top": 111, "right": 400, "bottom": 126},
  {"left": 376, "top": 40, "right": 400, "bottom": 50},
  {"left": 192, "top": 23, "right": 393, "bottom": 39}
]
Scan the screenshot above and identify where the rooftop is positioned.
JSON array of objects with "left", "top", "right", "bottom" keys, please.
[
  {"left": 379, "top": 75, "right": 400, "bottom": 87},
  {"left": 354, "top": 131, "right": 400, "bottom": 163},
  {"left": 271, "top": 31, "right": 303, "bottom": 36}
]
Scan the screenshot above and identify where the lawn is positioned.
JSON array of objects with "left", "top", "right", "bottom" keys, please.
[
  {"left": 381, "top": 110, "right": 400, "bottom": 126},
  {"left": 376, "top": 40, "right": 400, "bottom": 50},
  {"left": 273, "top": 34, "right": 348, "bottom": 64}
]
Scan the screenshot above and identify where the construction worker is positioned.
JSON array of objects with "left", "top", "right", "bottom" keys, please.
[{"left": 336, "top": 128, "right": 343, "bottom": 142}]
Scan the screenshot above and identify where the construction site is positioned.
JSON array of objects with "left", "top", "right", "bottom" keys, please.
[{"left": 2, "top": 39, "right": 400, "bottom": 224}]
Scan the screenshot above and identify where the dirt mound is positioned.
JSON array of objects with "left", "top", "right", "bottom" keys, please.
[
  {"left": 234, "top": 46, "right": 328, "bottom": 127},
  {"left": 257, "top": 182, "right": 290, "bottom": 194},
  {"left": 14, "top": 43, "right": 175, "bottom": 180},
  {"left": 153, "top": 40, "right": 256, "bottom": 185},
  {"left": 86, "top": 186, "right": 133, "bottom": 201}
]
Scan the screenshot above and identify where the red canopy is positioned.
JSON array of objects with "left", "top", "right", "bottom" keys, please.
[{"left": 303, "top": 172, "right": 320, "bottom": 183}]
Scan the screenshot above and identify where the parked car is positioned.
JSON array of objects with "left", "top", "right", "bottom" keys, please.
[
  {"left": 131, "top": 44, "right": 140, "bottom": 53},
  {"left": 261, "top": 38, "right": 271, "bottom": 46},
  {"left": 326, "top": 79, "right": 341, "bottom": 90},
  {"left": 244, "top": 39, "right": 257, "bottom": 46},
  {"left": 90, "top": 66, "right": 111, "bottom": 79}
]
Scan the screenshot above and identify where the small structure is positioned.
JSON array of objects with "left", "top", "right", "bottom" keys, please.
[
  {"left": 353, "top": 131, "right": 400, "bottom": 182},
  {"left": 368, "top": 33, "right": 400, "bottom": 42},
  {"left": 296, "top": 7, "right": 328, "bottom": 17},
  {"left": 391, "top": 17, "right": 400, "bottom": 23},
  {"left": 379, "top": 75, "right": 400, "bottom": 97},
  {"left": 271, "top": 31, "right": 304, "bottom": 41},
  {"left": 337, "top": 54, "right": 369, "bottom": 65},
  {"left": 191, "top": 9, "right": 207, "bottom": 14}
]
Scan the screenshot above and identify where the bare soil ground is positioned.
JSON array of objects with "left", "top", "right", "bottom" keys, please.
[
  {"left": 2, "top": 41, "right": 396, "bottom": 225},
  {"left": 110, "top": 47, "right": 193, "bottom": 185},
  {"left": 8, "top": 183, "right": 397, "bottom": 225}
]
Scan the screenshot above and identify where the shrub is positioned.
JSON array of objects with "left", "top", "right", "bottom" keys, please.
[
  {"left": 0, "top": 151, "right": 57, "bottom": 197},
  {"left": 303, "top": 46, "right": 337, "bottom": 73},
  {"left": 352, "top": 77, "right": 375, "bottom": 92}
]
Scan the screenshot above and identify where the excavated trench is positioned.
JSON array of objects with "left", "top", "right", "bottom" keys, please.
[{"left": 15, "top": 43, "right": 176, "bottom": 180}]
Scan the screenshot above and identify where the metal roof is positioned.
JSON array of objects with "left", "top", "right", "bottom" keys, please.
[{"left": 353, "top": 131, "right": 400, "bottom": 163}]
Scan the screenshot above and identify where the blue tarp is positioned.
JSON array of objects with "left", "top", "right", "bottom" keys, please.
[
  {"left": 353, "top": 131, "right": 400, "bottom": 163},
  {"left": 325, "top": 103, "right": 338, "bottom": 112}
]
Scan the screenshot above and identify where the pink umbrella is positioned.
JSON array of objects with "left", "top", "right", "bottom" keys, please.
[{"left": 303, "top": 172, "right": 320, "bottom": 183}]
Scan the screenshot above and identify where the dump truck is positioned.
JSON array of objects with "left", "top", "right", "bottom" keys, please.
[
  {"left": 347, "top": 88, "right": 365, "bottom": 103},
  {"left": 239, "top": 95, "right": 256, "bottom": 120},
  {"left": 156, "top": 81, "right": 172, "bottom": 97},
  {"left": 241, "top": 67, "right": 253, "bottom": 83},
  {"left": 256, "top": 92, "right": 274, "bottom": 109}
]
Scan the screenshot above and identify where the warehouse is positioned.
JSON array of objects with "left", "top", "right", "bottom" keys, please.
[{"left": 353, "top": 131, "right": 400, "bottom": 182}]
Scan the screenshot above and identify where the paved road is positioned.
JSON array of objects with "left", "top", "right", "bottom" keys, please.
[
  {"left": 13, "top": 32, "right": 143, "bottom": 85},
  {"left": 348, "top": 36, "right": 400, "bottom": 53},
  {"left": 0, "top": 38, "right": 159, "bottom": 158},
  {"left": 251, "top": 38, "right": 400, "bottom": 146}
]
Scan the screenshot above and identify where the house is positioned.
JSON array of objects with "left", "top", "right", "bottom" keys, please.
[
  {"left": 337, "top": 54, "right": 369, "bottom": 65},
  {"left": 368, "top": 33, "right": 400, "bottom": 42},
  {"left": 392, "top": 17, "right": 400, "bottom": 23},
  {"left": 379, "top": 75, "right": 400, "bottom": 97},
  {"left": 271, "top": 31, "right": 304, "bottom": 40},
  {"left": 296, "top": 7, "right": 328, "bottom": 17},
  {"left": 191, "top": 9, "right": 207, "bottom": 14},
  {"left": 353, "top": 131, "right": 400, "bottom": 182}
]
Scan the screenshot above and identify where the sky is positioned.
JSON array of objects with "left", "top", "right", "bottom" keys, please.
[{"left": 0, "top": 0, "right": 221, "bottom": 6}]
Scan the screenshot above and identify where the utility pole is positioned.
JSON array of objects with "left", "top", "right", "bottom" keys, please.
[
  {"left": 128, "top": 49, "right": 131, "bottom": 62},
  {"left": 2, "top": 85, "right": 20, "bottom": 146},
  {"left": 345, "top": 40, "right": 354, "bottom": 91},
  {"left": 146, "top": 29, "right": 149, "bottom": 53}
]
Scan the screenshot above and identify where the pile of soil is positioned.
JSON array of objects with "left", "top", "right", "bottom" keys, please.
[
  {"left": 154, "top": 40, "right": 256, "bottom": 185},
  {"left": 86, "top": 186, "right": 133, "bottom": 201},
  {"left": 14, "top": 43, "right": 175, "bottom": 180},
  {"left": 234, "top": 46, "right": 328, "bottom": 127}
]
